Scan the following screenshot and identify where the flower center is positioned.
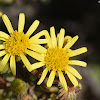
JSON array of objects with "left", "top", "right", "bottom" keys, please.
[
  {"left": 44, "top": 47, "right": 69, "bottom": 71},
  {"left": 5, "top": 30, "right": 30, "bottom": 55}
]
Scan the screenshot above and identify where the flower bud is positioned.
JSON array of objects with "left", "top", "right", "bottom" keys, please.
[{"left": 10, "top": 78, "right": 28, "bottom": 94}]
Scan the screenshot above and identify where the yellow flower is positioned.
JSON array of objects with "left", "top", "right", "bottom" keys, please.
[
  {"left": 0, "top": 13, "right": 48, "bottom": 75},
  {"left": 30, "top": 26, "right": 87, "bottom": 92}
]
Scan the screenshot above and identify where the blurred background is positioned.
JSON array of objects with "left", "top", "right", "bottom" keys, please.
[{"left": 0, "top": 0, "right": 100, "bottom": 100}]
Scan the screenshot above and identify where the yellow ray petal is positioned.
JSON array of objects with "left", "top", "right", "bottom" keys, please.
[
  {"left": 18, "top": 13, "right": 25, "bottom": 33},
  {"left": 67, "top": 49, "right": 73, "bottom": 52},
  {"left": 0, "top": 50, "right": 6, "bottom": 57},
  {"left": 36, "top": 39, "right": 48, "bottom": 44},
  {"left": 64, "top": 35, "right": 72, "bottom": 43},
  {"left": 29, "top": 30, "right": 48, "bottom": 44},
  {"left": 25, "top": 50, "right": 44, "bottom": 61},
  {"left": 20, "top": 53, "right": 31, "bottom": 72},
  {"left": 50, "top": 26, "right": 57, "bottom": 47},
  {"left": 58, "top": 28, "right": 65, "bottom": 48},
  {"left": 0, "top": 31, "right": 10, "bottom": 39},
  {"left": 66, "top": 66, "right": 82, "bottom": 79},
  {"left": 45, "top": 31, "right": 53, "bottom": 48},
  {"left": 37, "top": 68, "right": 48, "bottom": 85},
  {"left": 31, "top": 62, "right": 45, "bottom": 71},
  {"left": 58, "top": 71, "right": 68, "bottom": 92},
  {"left": 68, "top": 60, "right": 87, "bottom": 67},
  {"left": 10, "top": 55, "right": 16, "bottom": 76},
  {"left": 0, "top": 45, "right": 5, "bottom": 50},
  {"left": 2, "top": 14, "right": 14, "bottom": 35},
  {"left": 66, "top": 70, "right": 78, "bottom": 86},
  {"left": 0, "top": 37, "right": 6, "bottom": 41},
  {"left": 30, "top": 39, "right": 48, "bottom": 44},
  {"left": 0, "top": 54, "right": 10, "bottom": 72},
  {"left": 64, "top": 35, "right": 79, "bottom": 50},
  {"left": 26, "top": 20, "right": 40, "bottom": 37},
  {"left": 29, "top": 30, "right": 48, "bottom": 40},
  {"left": 47, "top": 70, "right": 56, "bottom": 87},
  {"left": 57, "top": 33, "right": 60, "bottom": 40},
  {"left": 68, "top": 47, "right": 87, "bottom": 57},
  {"left": 63, "top": 36, "right": 72, "bottom": 48},
  {"left": 29, "top": 44, "right": 47, "bottom": 53}
]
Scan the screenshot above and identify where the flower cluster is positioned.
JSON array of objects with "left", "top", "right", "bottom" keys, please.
[{"left": 0, "top": 13, "right": 87, "bottom": 92}]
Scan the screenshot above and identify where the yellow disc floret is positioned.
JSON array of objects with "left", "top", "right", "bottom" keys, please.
[
  {"left": 5, "top": 30, "right": 29, "bottom": 55},
  {"left": 44, "top": 47, "right": 69, "bottom": 71}
]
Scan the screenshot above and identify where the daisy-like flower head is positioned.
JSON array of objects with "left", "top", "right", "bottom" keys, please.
[
  {"left": 30, "top": 26, "right": 87, "bottom": 92},
  {"left": 0, "top": 13, "right": 48, "bottom": 75}
]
